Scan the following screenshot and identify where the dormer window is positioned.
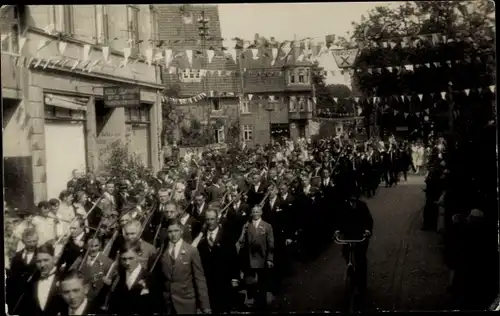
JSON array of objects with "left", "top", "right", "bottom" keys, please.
[
  {"left": 287, "top": 67, "right": 310, "bottom": 85},
  {"left": 298, "top": 69, "right": 305, "bottom": 83},
  {"left": 290, "top": 72, "right": 296, "bottom": 84}
]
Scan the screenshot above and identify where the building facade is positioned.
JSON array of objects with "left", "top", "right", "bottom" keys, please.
[
  {"left": 2, "top": 5, "right": 163, "bottom": 208},
  {"left": 155, "top": 4, "right": 315, "bottom": 148}
]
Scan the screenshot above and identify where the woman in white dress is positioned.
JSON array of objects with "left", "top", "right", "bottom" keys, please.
[
  {"left": 57, "top": 190, "right": 76, "bottom": 234},
  {"left": 416, "top": 143, "right": 425, "bottom": 174},
  {"left": 411, "top": 142, "right": 420, "bottom": 173}
]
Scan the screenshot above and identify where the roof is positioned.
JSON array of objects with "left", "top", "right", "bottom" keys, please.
[{"left": 156, "top": 4, "right": 313, "bottom": 96}]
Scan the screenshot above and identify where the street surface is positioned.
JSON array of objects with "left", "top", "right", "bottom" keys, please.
[{"left": 273, "top": 175, "right": 453, "bottom": 312}]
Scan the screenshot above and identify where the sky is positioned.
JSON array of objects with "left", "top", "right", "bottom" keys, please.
[{"left": 218, "top": 2, "right": 399, "bottom": 86}]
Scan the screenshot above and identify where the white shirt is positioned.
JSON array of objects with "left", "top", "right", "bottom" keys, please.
[
  {"left": 74, "top": 232, "right": 85, "bottom": 245},
  {"left": 233, "top": 200, "right": 241, "bottom": 210},
  {"left": 37, "top": 268, "right": 57, "bottom": 310},
  {"left": 168, "top": 240, "right": 183, "bottom": 260},
  {"left": 254, "top": 183, "right": 260, "bottom": 192},
  {"left": 323, "top": 178, "right": 330, "bottom": 186},
  {"left": 88, "top": 252, "right": 100, "bottom": 267},
  {"left": 23, "top": 250, "right": 34, "bottom": 264},
  {"left": 180, "top": 213, "right": 190, "bottom": 226},
  {"left": 269, "top": 196, "right": 277, "bottom": 209},
  {"left": 303, "top": 185, "right": 311, "bottom": 194},
  {"left": 282, "top": 193, "right": 288, "bottom": 201},
  {"left": 252, "top": 218, "right": 261, "bottom": 228},
  {"left": 207, "top": 226, "right": 219, "bottom": 242},
  {"left": 69, "top": 298, "right": 88, "bottom": 315},
  {"left": 126, "top": 264, "right": 142, "bottom": 290},
  {"left": 197, "top": 203, "right": 205, "bottom": 215}
]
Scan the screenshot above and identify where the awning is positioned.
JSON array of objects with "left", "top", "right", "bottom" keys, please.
[{"left": 44, "top": 94, "right": 88, "bottom": 111}]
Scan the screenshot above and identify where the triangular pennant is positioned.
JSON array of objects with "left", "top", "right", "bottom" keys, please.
[
  {"left": 87, "top": 60, "right": 101, "bottom": 73},
  {"left": 393, "top": 110, "right": 399, "bottom": 115},
  {"left": 440, "top": 92, "right": 446, "bottom": 100},
  {"left": 489, "top": 85, "right": 495, "bottom": 93},
  {"left": 164, "top": 49, "right": 173, "bottom": 67},
  {"left": 446, "top": 60, "right": 452, "bottom": 67},
  {"left": 58, "top": 41, "right": 67, "bottom": 56},
  {"left": 333, "top": 97, "right": 338, "bottom": 103},
  {"left": 270, "top": 48, "right": 278, "bottom": 66},
  {"left": 464, "top": 89, "right": 470, "bottom": 96},
  {"left": 251, "top": 49, "right": 259, "bottom": 60},
  {"left": 404, "top": 64, "right": 414, "bottom": 71},
  {"left": 375, "top": 68, "right": 381, "bottom": 74},
  {"left": 390, "top": 41, "right": 397, "bottom": 49},
  {"left": 425, "top": 108, "right": 430, "bottom": 114},
  {"left": 416, "top": 112, "right": 421, "bottom": 118},
  {"left": 433, "top": 62, "right": 440, "bottom": 67},
  {"left": 248, "top": 94, "right": 253, "bottom": 101},
  {"left": 478, "top": 88, "right": 482, "bottom": 93},
  {"left": 354, "top": 97, "right": 360, "bottom": 103},
  {"left": 185, "top": 49, "right": 193, "bottom": 66},
  {"left": 207, "top": 49, "right": 215, "bottom": 64},
  {"left": 407, "top": 95, "right": 412, "bottom": 101},
  {"left": 83, "top": 44, "right": 92, "bottom": 63},
  {"left": 425, "top": 63, "right": 430, "bottom": 68},
  {"left": 400, "top": 95, "right": 405, "bottom": 102},
  {"left": 386, "top": 66, "right": 393, "bottom": 73},
  {"left": 145, "top": 47, "right": 153, "bottom": 67},
  {"left": 367, "top": 68, "right": 372, "bottom": 74},
  {"left": 121, "top": 47, "right": 131, "bottom": 68},
  {"left": 382, "top": 42, "right": 388, "bottom": 48},
  {"left": 70, "top": 60, "right": 80, "bottom": 71},
  {"left": 404, "top": 112, "right": 409, "bottom": 118},
  {"left": 102, "top": 46, "right": 110, "bottom": 64}
]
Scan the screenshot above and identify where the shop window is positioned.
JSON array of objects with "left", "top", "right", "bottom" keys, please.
[{"left": 125, "top": 106, "right": 150, "bottom": 124}]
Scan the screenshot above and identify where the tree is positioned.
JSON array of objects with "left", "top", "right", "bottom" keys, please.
[
  {"left": 161, "top": 84, "right": 184, "bottom": 147},
  {"left": 336, "top": 0, "right": 494, "bottom": 139}
]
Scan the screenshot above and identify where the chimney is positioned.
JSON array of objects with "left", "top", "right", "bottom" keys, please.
[
  {"left": 292, "top": 38, "right": 301, "bottom": 64},
  {"left": 254, "top": 33, "right": 260, "bottom": 44}
]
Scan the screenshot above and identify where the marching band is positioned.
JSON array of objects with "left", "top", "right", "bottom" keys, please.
[{"left": 5, "top": 135, "right": 436, "bottom": 314}]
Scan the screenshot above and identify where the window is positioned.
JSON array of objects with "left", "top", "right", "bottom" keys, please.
[
  {"left": 243, "top": 125, "right": 253, "bottom": 141},
  {"left": 95, "top": 5, "right": 109, "bottom": 45},
  {"left": 0, "top": 8, "right": 19, "bottom": 53},
  {"left": 289, "top": 71, "right": 296, "bottom": 84},
  {"left": 298, "top": 98, "right": 305, "bottom": 111},
  {"left": 215, "top": 127, "right": 225, "bottom": 143},
  {"left": 54, "top": 5, "right": 74, "bottom": 35},
  {"left": 44, "top": 105, "right": 86, "bottom": 121},
  {"left": 307, "top": 99, "right": 313, "bottom": 112},
  {"left": 212, "top": 99, "right": 221, "bottom": 111},
  {"left": 289, "top": 97, "right": 297, "bottom": 112},
  {"left": 180, "top": 69, "right": 202, "bottom": 82},
  {"left": 298, "top": 69, "right": 305, "bottom": 83},
  {"left": 150, "top": 6, "right": 159, "bottom": 43},
  {"left": 125, "top": 106, "right": 150, "bottom": 124},
  {"left": 240, "top": 101, "right": 250, "bottom": 114},
  {"left": 127, "top": 5, "right": 140, "bottom": 49}
]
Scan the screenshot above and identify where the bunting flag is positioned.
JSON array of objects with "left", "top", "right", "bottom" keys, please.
[
  {"left": 58, "top": 41, "right": 67, "bottom": 56},
  {"left": 333, "top": 97, "right": 338, "bottom": 103},
  {"left": 121, "top": 47, "right": 131, "bottom": 68},
  {"left": 425, "top": 108, "right": 430, "bottom": 114},
  {"left": 464, "top": 89, "right": 470, "bottom": 96},
  {"left": 489, "top": 85, "right": 495, "bottom": 93},
  {"left": 102, "top": 46, "right": 110, "bottom": 64},
  {"left": 207, "top": 49, "right": 215, "bottom": 64},
  {"left": 248, "top": 94, "right": 253, "bottom": 101},
  {"left": 83, "top": 44, "right": 92, "bottom": 63},
  {"left": 354, "top": 97, "right": 360, "bottom": 103},
  {"left": 404, "top": 112, "right": 409, "bottom": 118},
  {"left": 186, "top": 49, "right": 193, "bottom": 66},
  {"left": 70, "top": 59, "right": 80, "bottom": 71},
  {"left": 418, "top": 94, "right": 423, "bottom": 101}
]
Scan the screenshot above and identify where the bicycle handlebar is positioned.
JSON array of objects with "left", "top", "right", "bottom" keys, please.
[{"left": 334, "top": 236, "right": 367, "bottom": 244}]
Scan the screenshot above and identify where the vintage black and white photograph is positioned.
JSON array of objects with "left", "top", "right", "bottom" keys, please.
[{"left": 2, "top": 2, "right": 498, "bottom": 314}]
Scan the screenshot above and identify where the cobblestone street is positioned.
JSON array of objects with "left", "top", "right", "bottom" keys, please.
[{"left": 274, "top": 176, "right": 452, "bottom": 312}]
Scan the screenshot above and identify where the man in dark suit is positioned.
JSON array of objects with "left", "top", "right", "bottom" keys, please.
[
  {"left": 197, "top": 209, "right": 240, "bottom": 313},
  {"left": 70, "top": 237, "right": 113, "bottom": 301},
  {"left": 144, "top": 188, "right": 171, "bottom": 245},
  {"left": 206, "top": 175, "right": 225, "bottom": 204},
  {"left": 16, "top": 243, "right": 66, "bottom": 316},
  {"left": 219, "top": 188, "right": 250, "bottom": 245},
  {"left": 59, "top": 216, "right": 88, "bottom": 273},
  {"left": 178, "top": 201, "right": 201, "bottom": 243},
  {"left": 237, "top": 205, "right": 274, "bottom": 311},
  {"left": 67, "top": 169, "right": 85, "bottom": 193},
  {"left": 154, "top": 218, "right": 211, "bottom": 314},
  {"left": 122, "top": 219, "right": 157, "bottom": 270},
  {"left": 295, "top": 175, "right": 321, "bottom": 257},
  {"left": 319, "top": 168, "right": 338, "bottom": 237},
  {"left": 246, "top": 174, "right": 268, "bottom": 208},
  {"left": 334, "top": 192, "right": 374, "bottom": 293},
  {"left": 6, "top": 227, "right": 39, "bottom": 312},
  {"left": 189, "top": 192, "right": 209, "bottom": 223},
  {"left": 58, "top": 270, "right": 101, "bottom": 315}
]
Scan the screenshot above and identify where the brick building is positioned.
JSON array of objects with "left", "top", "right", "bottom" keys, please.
[
  {"left": 1, "top": 5, "right": 163, "bottom": 208},
  {"left": 156, "top": 4, "right": 315, "bottom": 147}
]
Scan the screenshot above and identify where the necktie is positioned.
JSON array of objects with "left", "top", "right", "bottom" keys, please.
[
  {"left": 169, "top": 247, "right": 175, "bottom": 260},
  {"left": 23, "top": 252, "right": 29, "bottom": 264},
  {"left": 208, "top": 232, "right": 215, "bottom": 246}
]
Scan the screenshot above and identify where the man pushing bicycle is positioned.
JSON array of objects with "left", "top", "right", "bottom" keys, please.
[{"left": 334, "top": 190, "right": 374, "bottom": 294}]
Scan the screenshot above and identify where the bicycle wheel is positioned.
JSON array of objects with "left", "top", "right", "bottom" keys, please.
[{"left": 345, "top": 265, "right": 356, "bottom": 312}]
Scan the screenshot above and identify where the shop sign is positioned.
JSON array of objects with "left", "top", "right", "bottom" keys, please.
[{"left": 103, "top": 86, "right": 141, "bottom": 108}]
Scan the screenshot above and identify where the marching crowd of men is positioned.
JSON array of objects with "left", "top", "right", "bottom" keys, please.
[{"left": 5, "top": 135, "right": 420, "bottom": 315}]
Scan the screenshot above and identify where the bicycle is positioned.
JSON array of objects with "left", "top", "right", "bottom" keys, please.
[{"left": 334, "top": 235, "right": 367, "bottom": 312}]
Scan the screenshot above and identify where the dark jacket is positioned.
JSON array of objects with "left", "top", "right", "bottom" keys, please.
[{"left": 334, "top": 199, "right": 374, "bottom": 239}]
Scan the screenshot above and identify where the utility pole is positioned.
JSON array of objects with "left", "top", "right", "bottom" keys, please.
[
  {"left": 198, "top": 8, "right": 210, "bottom": 144},
  {"left": 236, "top": 41, "right": 245, "bottom": 147}
]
